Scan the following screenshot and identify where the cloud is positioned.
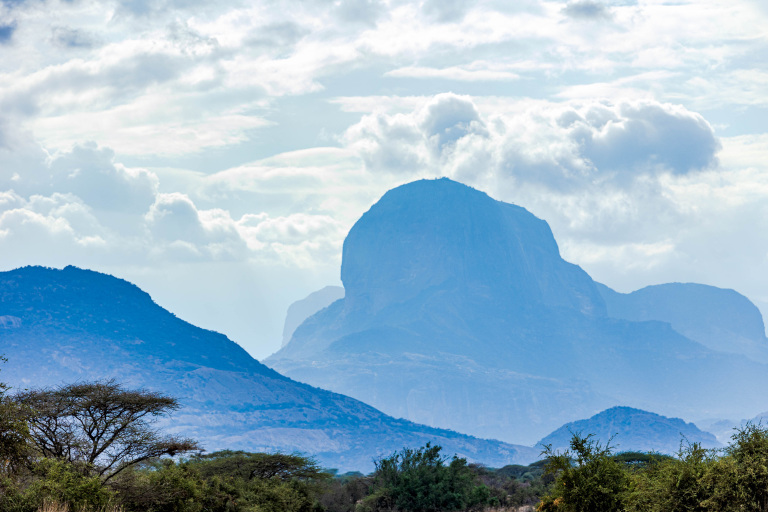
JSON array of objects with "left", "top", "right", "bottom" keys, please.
[
  {"left": 384, "top": 63, "right": 520, "bottom": 82},
  {"left": 50, "top": 26, "right": 98, "bottom": 49},
  {"left": 238, "top": 212, "right": 345, "bottom": 267},
  {"left": 49, "top": 143, "right": 158, "bottom": 213},
  {"left": 335, "top": 0, "right": 385, "bottom": 26},
  {"left": 422, "top": 0, "right": 472, "bottom": 22},
  {"left": 0, "top": 23, "right": 15, "bottom": 44},
  {"left": 562, "top": 1, "right": 612, "bottom": 20},
  {"left": 0, "top": 197, "right": 109, "bottom": 269},
  {"left": 343, "top": 95, "right": 718, "bottom": 189},
  {"left": 573, "top": 101, "right": 720, "bottom": 175}
]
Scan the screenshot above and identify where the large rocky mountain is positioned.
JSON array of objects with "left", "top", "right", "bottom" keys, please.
[
  {"left": 0, "top": 265, "right": 538, "bottom": 472},
  {"left": 267, "top": 178, "right": 768, "bottom": 445},
  {"left": 537, "top": 407, "right": 721, "bottom": 455}
]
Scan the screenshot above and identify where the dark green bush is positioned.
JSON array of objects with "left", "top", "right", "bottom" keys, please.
[{"left": 358, "top": 443, "right": 492, "bottom": 512}]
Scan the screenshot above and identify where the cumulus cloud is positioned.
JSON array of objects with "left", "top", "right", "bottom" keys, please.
[
  {"left": 344, "top": 95, "right": 719, "bottom": 189},
  {"left": 237, "top": 212, "right": 345, "bottom": 267},
  {"left": 145, "top": 193, "right": 247, "bottom": 260},
  {"left": 50, "top": 143, "right": 158, "bottom": 213}
]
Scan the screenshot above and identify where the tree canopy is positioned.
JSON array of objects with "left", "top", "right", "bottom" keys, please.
[{"left": 14, "top": 379, "right": 199, "bottom": 481}]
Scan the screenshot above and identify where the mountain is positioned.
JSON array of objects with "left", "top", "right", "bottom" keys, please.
[
  {"left": 267, "top": 178, "right": 768, "bottom": 445},
  {"left": 597, "top": 282, "right": 768, "bottom": 363},
  {"left": 538, "top": 407, "right": 721, "bottom": 454},
  {"left": 282, "top": 286, "right": 344, "bottom": 347},
  {"left": 697, "top": 410, "right": 768, "bottom": 444},
  {"left": 0, "top": 265, "right": 538, "bottom": 472}
]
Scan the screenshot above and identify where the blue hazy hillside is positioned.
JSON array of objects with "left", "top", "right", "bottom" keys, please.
[
  {"left": 538, "top": 407, "right": 721, "bottom": 454},
  {"left": 598, "top": 282, "right": 768, "bottom": 362},
  {"left": 268, "top": 178, "right": 768, "bottom": 445},
  {"left": 0, "top": 265, "right": 537, "bottom": 472}
]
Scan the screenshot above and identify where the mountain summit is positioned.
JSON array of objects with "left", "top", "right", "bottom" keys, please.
[
  {"left": 269, "top": 178, "right": 768, "bottom": 445},
  {"left": 342, "top": 178, "right": 604, "bottom": 316}
]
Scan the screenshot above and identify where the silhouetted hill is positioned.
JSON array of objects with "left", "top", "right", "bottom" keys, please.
[
  {"left": 538, "top": 407, "right": 721, "bottom": 454},
  {"left": 268, "top": 178, "right": 768, "bottom": 445},
  {"left": 0, "top": 265, "right": 537, "bottom": 472}
]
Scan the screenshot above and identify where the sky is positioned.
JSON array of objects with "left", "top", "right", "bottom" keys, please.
[{"left": 1, "top": 0, "right": 767, "bottom": 360}]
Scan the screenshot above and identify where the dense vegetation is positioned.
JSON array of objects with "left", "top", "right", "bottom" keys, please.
[{"left": 3, "top": 355, "right": 768, "bottom": 511}]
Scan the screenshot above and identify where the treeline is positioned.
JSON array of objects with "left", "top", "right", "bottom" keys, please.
[
  {"left": 538, "top": 425, "right": 768, "bottom": 512},
  {"left": 3, "top": 354, "right": 768, "bottom": 512}
]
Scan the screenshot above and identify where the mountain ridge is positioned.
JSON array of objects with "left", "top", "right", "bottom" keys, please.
[{"left": 0, "top": 264, "right": 537, "bottom": 472}]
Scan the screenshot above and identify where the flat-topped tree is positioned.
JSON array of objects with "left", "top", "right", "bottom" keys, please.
[{"left": 15, "top": 379, "right": 199, "bottom": 482}]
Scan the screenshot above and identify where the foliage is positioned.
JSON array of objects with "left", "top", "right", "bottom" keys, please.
[
  {"left": 14, "top": 380, "right": 200, "bottom": 481},
  {"left": 317, "top": 473, "right": 372, "bottom": 512},
  {"left": 111, "top": 451, "right": 331, "bottom": 512},
  {"left": 624, "top": 441, "right": 717, "bottom": 512},
  {"left": 111, "top": 459, "right": 238, "bottom": 512},
  {"left": 358, "top": 443, "right": 492, "bottom": 512},
  {"left": 473, "top": 462, "right": 551, "bottom": 508},
  {"left": 0, "top": 458, "right": 117, "bottom": 512},
  {"left": 538, "top": 433, "right": 629, "bottom": 512},
  {"left": 700, "top": 422, "right": 768, "bottom": 512},
  {"left": 0, "top": 356, "right": 31, "bottom": 474},
  {"left": 188, "top": 450, "right": 328, "bottom": 484}
]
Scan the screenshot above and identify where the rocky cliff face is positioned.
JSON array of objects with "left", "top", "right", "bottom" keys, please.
[
  {"left": 341, "top": 178, "right": 605, "bottom": 317},
  {"left": 0, "top": 265, "right": 537, "bottom": 472},
  {"left": 269, "top": 178, "right": 768, "bottom": 445}
]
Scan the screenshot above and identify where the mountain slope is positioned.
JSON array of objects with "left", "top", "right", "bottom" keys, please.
[
  {"left": 538, "top": 407, "right": 721, "bottom": 454},
  {"left": 0, "top": 265, "right": 537, "bottom": 472},
  {"left": 267, "top": 178, "right": 768, "bottom": 445}
]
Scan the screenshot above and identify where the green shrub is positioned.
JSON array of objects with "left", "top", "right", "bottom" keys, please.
[
  {"left": 358, "top": 443, "right": 492, "bottom": 512},
  {"left": 539, "top": 434, "right": 630, "bottom": 512}
]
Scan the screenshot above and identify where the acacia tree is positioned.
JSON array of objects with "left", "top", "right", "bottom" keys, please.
[{"left": 15, "top": 379, "right": 199, "bottom": 482}]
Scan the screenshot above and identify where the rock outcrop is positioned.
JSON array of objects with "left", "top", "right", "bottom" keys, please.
[{"left": 268, "top": 178, "right": 768, "bottom": 445}]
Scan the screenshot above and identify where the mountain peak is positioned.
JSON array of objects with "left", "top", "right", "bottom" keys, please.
[
  {"left": 340, "top": 178, "right": 604, "bottom": 316},
  {"left": 537, "top": 406, "right": 721, "bottom": 454}
]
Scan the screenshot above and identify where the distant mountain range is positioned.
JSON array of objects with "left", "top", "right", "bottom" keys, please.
[
  {"left": 267, "top": 178, "right": 768, "bottom": 445},
  {"left": 0, "top": 265, "right": 537, "bottom": 472},
  {"left": 537, "top": 407, "right": 721, "bottom": 454}
]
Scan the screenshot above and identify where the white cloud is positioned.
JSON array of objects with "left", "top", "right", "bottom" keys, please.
[
  {"left": 384, "top": 64, "right": 519, "bottom": 82},
  {"left": 343, "top": 95, "right": 718, "bottom": 189}
]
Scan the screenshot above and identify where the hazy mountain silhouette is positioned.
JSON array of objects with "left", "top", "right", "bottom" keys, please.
[
  {"left": 282, "top": 286, "right": 344, "bottom": 347},
  {"left": 0, "top": 265, "right": 537, "bottom": 472},
  {"left": 537, "top": 406, "right": 721, "bottom": 454},
  {"left": 598, "top": 282, "right": 768, "bottom": 363},
  {"left": 268, "top": 178, "right": 768, "bottom": 445}
]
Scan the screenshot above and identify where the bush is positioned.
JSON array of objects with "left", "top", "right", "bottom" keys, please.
[
  {"left": 358, "top": 443, "right": 492, "bottom": 512},
  {"left": 0, "top": 458, "right": 117, "bottom": 512},
  {"left": 538, "top": 434, "right": 629, "bottom": 512}
]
